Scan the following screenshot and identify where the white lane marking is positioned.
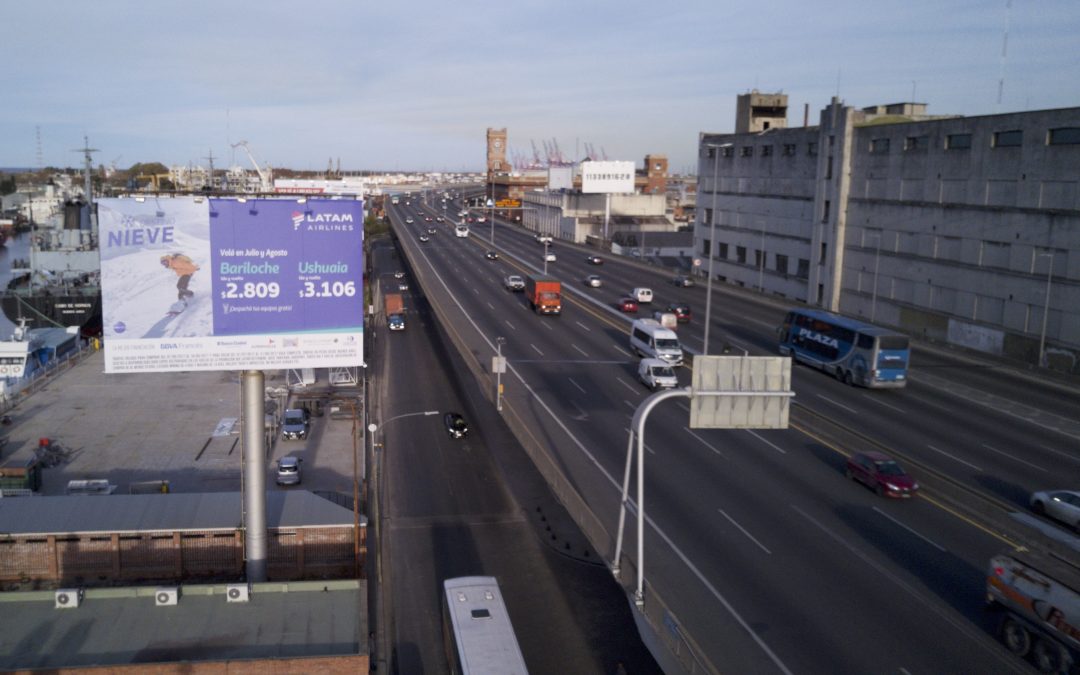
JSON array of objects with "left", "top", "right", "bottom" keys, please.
[
  {"left": 406, "top": 242, "right": 794, "bottom": 675},
  {"left": 541, "top": 321, "right": 553, "bottom": 331},
  {"left": 530, "top": 343, "right": 544, "bottom": 356},
  {"left": 815, "top": 394, "right": 858, "bottom": 414},
  {"left": 572, "top": 344, "right": 589, "bottom": 358},
  {"left": 746, "top": 429, "right": 787, "bottom": 454},
  {"left": 790, "top": 504, "right": 1019, "bottom": 672},
  {"left": 684, "top": 427, "right": 725, "bottom": 458},
  {"left": 576, "top": 321, "right": 592, "bottom": 332},
  {"left": 861, "top": 393, "right": 905, "bottom": 413},
  {"left": 624, "top": 402, "right": 636, "bottom": 412},
  {"left": 616, "top": 377, "right": 640, "bottom": 395},
  {"left": 568, "top": 377, "right": 587, "bottom": 394},
  {"left": 486, "top": 302, "right": 494, "bottom": 310},
  {"left": 872, "top": 507, "right": 947, "bottom": 552},
  {"left": 623, "top": 428, "right": 657, "bottom": 455},
  {"left": 1039, "top": 444, "right": 1080, "bottom": 464},
  {"left": 677, "top": 402, "right": 691, "bottom": 413},
  {"left": 718, "top": 509, "right": 771, "bottom": 554},
  {"left": 616, "top": 344, "right": 634, "bottom": 357},
  {"left": 504, "top": 320, "right": 516, "bottom": 331},
  {"left": 981, "top": 443, "right": 1047, "bottom": 472},
  {"left": 926, "top": 444, "right": 983, "bottom": 471},
  {"left": 472, "top": 287, "right": 479, "bottom": 294}
]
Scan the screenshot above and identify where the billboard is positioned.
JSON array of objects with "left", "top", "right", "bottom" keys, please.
[
  {"left": 548, "top": 166, "right": 572, "bottom": 191},
  {"left": 99, "top": 197, "right": 364, "bottom": 374},
  {"left": 581, "top": 160, "right": 635, "bottom": 194}
]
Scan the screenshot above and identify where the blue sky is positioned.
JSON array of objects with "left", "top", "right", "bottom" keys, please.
[{"left": 3, "top": 1, "right": 1078, "bottom": 174}]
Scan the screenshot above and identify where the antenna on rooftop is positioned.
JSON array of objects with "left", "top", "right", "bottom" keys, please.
[{"left": 997, "top": 0, "right": 1012, "bottom": 112}]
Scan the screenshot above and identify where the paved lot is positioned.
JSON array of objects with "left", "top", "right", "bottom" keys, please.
[{"left": 0, "top": 350, "right": 363, "bottom": 497}]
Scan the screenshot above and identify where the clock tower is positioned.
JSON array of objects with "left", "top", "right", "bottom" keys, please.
[{"left": 486, "top": 127, "right": 507, "bottom": 179}]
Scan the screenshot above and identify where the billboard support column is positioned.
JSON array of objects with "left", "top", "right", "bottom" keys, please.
[
  {"left": 603, "top": 193, "right": 611, "bottom": 245},
  {"left": 242, "top": 369, "right": 268, "bottom": 582}
]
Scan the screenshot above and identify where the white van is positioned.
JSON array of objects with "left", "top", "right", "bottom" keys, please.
[
  {"left": 629, "top": 318, "right": 683, "bottom": 365},
  {"left": 638, "top": 358, "right": 679, "bottom": 389},
  {"left": 631, "top": 288, "right": 653, "bottom": 303}
]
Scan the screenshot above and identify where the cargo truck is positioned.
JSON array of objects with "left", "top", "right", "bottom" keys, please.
[
  {"left": 525, "top": 276, "right": 561, "bottom": 315},
  {"left": 385, "top": 293, "right": 405, "bottom": 331},
  {"left": 986, "top": 549, "right": 1079, "bottom": 673}
]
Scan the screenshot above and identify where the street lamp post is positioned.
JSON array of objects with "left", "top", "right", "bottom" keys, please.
[
  {"left": 1038, "top": 252, "right": 1054, "bottom": 368},
  {"left": 495, "top": 337, "right": 506, "bottom": 412},
  {"left": 758, "top": 226, "right": 766, "bottom": 293},
  {"left": 543, "top": 241, "right": 550, "bottom": 275},
  {"left": 868, "top": 233, "right": 881, "bottom": 322},
  {"left": 702, "top": 143, "right": 729, "bottom": 356}
]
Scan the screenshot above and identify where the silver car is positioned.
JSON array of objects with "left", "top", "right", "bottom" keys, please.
[
  {"left": 584, "top": 275, "right": 602, "bottom": 288},
  {"left": 1031, "top": 489, "right": 1080, "bottom": 531},
  {"left": 276, "top": 456, "right": 302, "bottom": 486}
]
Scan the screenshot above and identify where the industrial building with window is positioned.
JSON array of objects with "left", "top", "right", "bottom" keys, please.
[{"left": 696, "top": 92, "right": 1080, "bottom": 371}]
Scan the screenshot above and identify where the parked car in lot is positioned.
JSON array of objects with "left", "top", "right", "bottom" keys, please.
[
  {"left": 845, "top": 451, "right": 919, "bottom": 498},
  {"left": 276, "top": 456, "right": 302, "bottom": 486},
  {"left": 673, "top": 274, "right": 694, "bottom": 287},
  {"left": 586, "top": 255, "right": 603, "bottom": 265},
  {"left": 584, "top": 274, "right": 602, "bottom": 288},
  {"left": 485, "top": 250, "right": 499, "bottom": 260},
  {"left": 666, "top": 303, "right": 692, "bottom": 323},
  {"left": 281, "top": 408, "right": 310, "bottom": 440},
  {"left": 616, "top": 297, "right": 639, "bottom": 313},
  {"left": 444, "top": 412, "right": 469, "bottom": 439},
  {"left": 504, "top": 275, "right": 525, "bottom": 291},
  {"left": 1030, "top": 489, "right": 1080, "bottom": 531}
]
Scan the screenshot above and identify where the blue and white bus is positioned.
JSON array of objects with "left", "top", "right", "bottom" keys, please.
[
  {"left": 778, "top": 308, "right": 909, "bottom": 388},
  {"left": 442, "top": 576, "right": 528, "bottom": 674}
]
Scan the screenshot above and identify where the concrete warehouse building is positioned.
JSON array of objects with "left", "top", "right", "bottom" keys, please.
[{"left": 696, "top": 92, "right": 1080, "bottom": 372}]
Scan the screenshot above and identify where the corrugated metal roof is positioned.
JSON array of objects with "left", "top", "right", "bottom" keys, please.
[{"left": 0, "top": 491, "right": 363, "bottom": 535}]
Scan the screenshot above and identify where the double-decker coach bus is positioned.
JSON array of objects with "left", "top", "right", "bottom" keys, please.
[
  {"left": 778, "top": 308, "right": 909, "bottom": 388},
  {"left": 442, "top": 576, "right": 528, "bottom": 674}
]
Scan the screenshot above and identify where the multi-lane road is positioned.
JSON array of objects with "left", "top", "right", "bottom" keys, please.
[{"left": 383, "top": 193, "right": 1080, "bottom": 674}]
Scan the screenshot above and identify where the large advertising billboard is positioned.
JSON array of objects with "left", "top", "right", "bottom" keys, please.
[
  {"left": 99, "top": 197, "right": 364, "bottom": 374},
  {"left": 581, "top": 160, "right": 635, "bottom": 194}
]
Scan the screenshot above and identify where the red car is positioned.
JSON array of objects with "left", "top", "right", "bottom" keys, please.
[
  {"left": 616, "top": 297, "right": 639, "bottom": 313},
  {"left": 846, "top": 451, "right": 919, "bottom": 498},
  {"left": 666, "top": 303, "right": 691, "bottom": 323}
]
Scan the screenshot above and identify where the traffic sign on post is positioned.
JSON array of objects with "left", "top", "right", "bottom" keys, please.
[{"left": 689, "top": 355, "right": 791, "bottom": 429}]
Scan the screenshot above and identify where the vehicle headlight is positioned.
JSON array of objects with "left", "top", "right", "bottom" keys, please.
[{"left": 886, "top": 483, "right": 899, "bottom": 491}]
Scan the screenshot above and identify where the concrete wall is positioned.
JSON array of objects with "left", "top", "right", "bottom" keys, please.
[{"left": 697, "top": 102, "right": 1080, "bottom": 370}]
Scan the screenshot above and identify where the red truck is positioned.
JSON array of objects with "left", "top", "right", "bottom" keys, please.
[
  {"left": 525, "top": 276, "right": 561, "bottom": 315},
  {"left": 385, "top": 293, "right": 405, "bottom": 331}
]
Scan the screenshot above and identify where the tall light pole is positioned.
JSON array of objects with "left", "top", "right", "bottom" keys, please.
[
  {"left": 494, "top": 337, "right": 506, "bottom": 412},
  {"left": 543, "top": 240, "right": 550, "bottom": 275},
  {"left": 757, "top": 225, "right": 766, "bottom": 293},
  {"left": 869, "top": 232, "right": 882, "bottom": 322},
  {"left": 1037, "top": 251, "right": 1054, "bottom": 368},
  {"left": 702, "top": 142, "right": 730, "bottom": 356}
]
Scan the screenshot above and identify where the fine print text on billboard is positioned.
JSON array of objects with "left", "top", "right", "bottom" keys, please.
[{"left": 98, "top": 197, "right": 364, "bottom": 374}]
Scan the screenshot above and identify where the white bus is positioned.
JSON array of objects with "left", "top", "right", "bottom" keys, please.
[
  {"left": 442, "top": 576, "right": 528, "bottom": 675},
  {"left": 455, "top": 223, "right": 470, "bottom": 238}
]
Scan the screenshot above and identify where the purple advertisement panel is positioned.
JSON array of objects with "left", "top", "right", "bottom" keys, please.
[
  {"left": 210, "top": 199, "right": 363, "bottom": 335},
  {"left": 99, "top": 196, "right": 364, "bottom": 374}
]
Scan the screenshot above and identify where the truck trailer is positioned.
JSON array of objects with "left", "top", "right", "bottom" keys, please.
[
  {"left": 986, "top": 549, "right": 1079, "bottom": 673},
  {"left": 525, "top": 276, "right": 561, "bottom": 315},
  {"left": 385, "top": 293, "right": 405, "bottom": 331}
]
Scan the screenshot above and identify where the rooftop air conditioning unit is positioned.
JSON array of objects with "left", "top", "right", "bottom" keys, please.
[
  {"left": 55, "top": 588, "right": 82, "bottom": 609},
  {"left": 155, "top": 587, "right": 179, "bottom": 606},
  {"left": 226, "top": 583, "right": 250, "bottom": 603}
]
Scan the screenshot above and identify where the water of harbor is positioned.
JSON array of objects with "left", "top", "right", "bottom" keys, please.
[{"left": 0, "top": 233, "right": 34, "bottom": 339}]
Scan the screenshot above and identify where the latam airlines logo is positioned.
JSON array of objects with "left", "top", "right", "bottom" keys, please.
[
  {"left": 797, "top": 327, "right": 839, "bottom": 349},
  {"left": 291, "top": 211, "right": 355, "bottom": 232}
]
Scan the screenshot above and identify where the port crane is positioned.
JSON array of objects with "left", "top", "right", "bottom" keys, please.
[{"left": 230, "top": 141, "right": 273, "bottom": 192}]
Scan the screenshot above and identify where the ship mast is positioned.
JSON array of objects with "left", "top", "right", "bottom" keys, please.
[{"left": 73, "top": 136, "right": 99, "bottom": 205}]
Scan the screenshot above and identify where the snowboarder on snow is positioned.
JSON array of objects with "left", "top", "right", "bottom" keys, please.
[{"left": 160, "top": 253, "right": 200, "bottom": 301}]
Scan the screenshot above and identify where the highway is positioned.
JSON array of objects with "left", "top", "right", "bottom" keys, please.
[{"left": 384, "top": 193, "right": 1080, "bottom": 673}]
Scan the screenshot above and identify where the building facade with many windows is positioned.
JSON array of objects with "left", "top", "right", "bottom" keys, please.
[{"left": 697, "top": 97, "right": 1080, "bottom": 370}]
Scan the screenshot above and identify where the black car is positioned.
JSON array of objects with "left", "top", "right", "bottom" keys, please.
[
  {"left": 673, "top": 274, "right": 694, "bottom": 287},
  {"left": 485, "top": 250, "right": 499, "bottom": 260},
  {"left": 586, "top": 255, "right": 603, "bottom": 265},
  {"left": 444, "top": 412, "right": 469, "bottom": 439}
]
